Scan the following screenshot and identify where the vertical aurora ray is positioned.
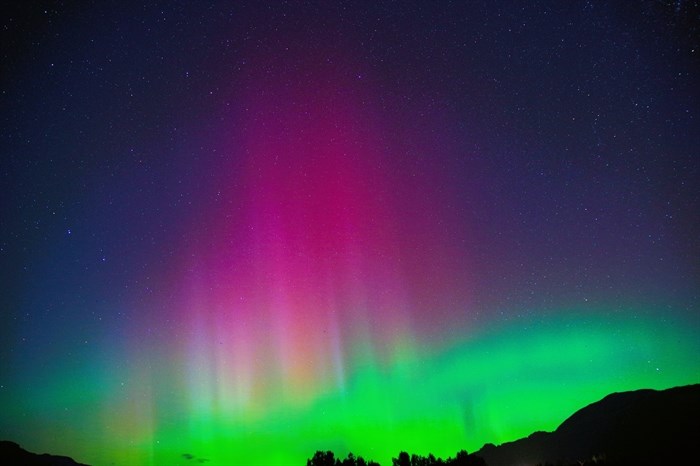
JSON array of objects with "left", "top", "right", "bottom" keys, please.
[
  {"left": 3, "top": 4, "right": 700, "bottom": 466},
  {"left": 180, "top": 61, "right": 424, "bottom": 414},
  {"left": 98, "top": 306, "right": 699, "bottom": 466},
  {"left": 83, "top": 60, "right": 699, "bottom": 466}
]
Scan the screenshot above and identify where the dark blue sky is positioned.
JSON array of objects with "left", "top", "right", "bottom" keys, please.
[{"left": 1, "top": 2, "right": 699, "bottom": 465}]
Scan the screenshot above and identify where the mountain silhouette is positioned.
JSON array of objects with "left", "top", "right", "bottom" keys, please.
[
  {"left": 3, "top": 384, "right": 699, "bottom": 465},
  {"left": 474, "top": 383, "right": 700, "bottom": 466},
  {"left": 0, "top": 440, "right": 89, "bottom": 466}
]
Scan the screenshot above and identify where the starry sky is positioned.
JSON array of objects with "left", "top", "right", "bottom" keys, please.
[{"left": 1, "top": 1, "right": 699, "bottom": 465}]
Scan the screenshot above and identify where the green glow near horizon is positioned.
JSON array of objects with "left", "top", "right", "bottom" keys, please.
[{"left": 7, "top": 305, "right": 698, "bottom": 466}]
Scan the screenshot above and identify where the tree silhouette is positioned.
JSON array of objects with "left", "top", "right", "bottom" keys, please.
[
  {"left": 450, "top": 449, "right": 486, "bottom": 466},
  {"left": 311, "top": 448, "right": 485, "bottom": 466},
  {"left": 392, "top": 451, "right": 411, "bottom": 466},
  {"left": 307, "top": 450, "right": 336, "bottom": 466},
  {"left": 388, "top": 449, "right": 486, "bottom": 466},
  {"left": 307, "top": 450, "right": 380, "bottom": 466}
]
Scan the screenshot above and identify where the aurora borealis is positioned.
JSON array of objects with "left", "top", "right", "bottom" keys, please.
[{"left": 1, "top": 2, "right": 699, "bottom": 465}]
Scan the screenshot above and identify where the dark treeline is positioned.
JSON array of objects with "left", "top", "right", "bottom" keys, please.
[
  {"left": 307, "top": 450, "right": 647, "bottom": 466},
  {"left": 306, "top": 449, "right": 486, "bottom": 466},
  {"left": 306, "top": 450, "right": 379, "bottom": 466}
]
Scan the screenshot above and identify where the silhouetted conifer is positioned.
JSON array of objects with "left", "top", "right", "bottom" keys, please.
[
  {"left": 307, "top": 450, "right": 336, "bottom": 466},
  {"left": 307, "top": 450, "right": 380, "bottom": 466},
  {"left": 392, "top": 451, "right": 411, "bottom": 466}
]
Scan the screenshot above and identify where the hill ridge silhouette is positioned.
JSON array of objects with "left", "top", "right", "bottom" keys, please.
[
  {"left": 474, "top": 383, "right": 700, "bottom": 466},
  {"left": 3, "top": 384, "right": 698, "bottom": 465},
  {"left": 0, "top": 440, "right": 89, "bottom": 466}
]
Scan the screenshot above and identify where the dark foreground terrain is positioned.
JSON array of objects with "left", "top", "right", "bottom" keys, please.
[
  {"left": 0, "top": 440, "right": 89, "bottom": 466},
  {"left": 473, "top": 383, "right": 700, "bottom": 466},
  {"left": 308, "top": 384, "right": 700, "bottom": 466},
  {"left": 2, "top": 384, "right": 698, "bottom": 466}
]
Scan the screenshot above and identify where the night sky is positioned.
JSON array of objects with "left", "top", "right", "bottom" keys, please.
[{"left": 1, "top": 2, "right": 699, "bottom": 465}]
